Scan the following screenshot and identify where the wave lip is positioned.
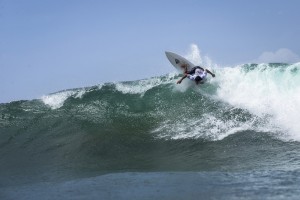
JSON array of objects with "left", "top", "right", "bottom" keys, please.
[{"left": 40, "top": 85, "right": 103, "bottom": 109}]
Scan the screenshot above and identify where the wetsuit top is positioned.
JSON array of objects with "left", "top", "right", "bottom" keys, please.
[{"left": 187, "top": 67, "right": 207, "bottom": 81}]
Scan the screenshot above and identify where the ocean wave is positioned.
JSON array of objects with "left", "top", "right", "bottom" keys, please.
[
  {"left": 1, "top": 63, "right": 300, "bottom": 142},
  {"left": 2, "top": 64, "right": 300, "bottom": 187}
]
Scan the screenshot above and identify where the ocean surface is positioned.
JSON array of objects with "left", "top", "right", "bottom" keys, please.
[{"left": 1, "top": 63, "right": 300, "bottom": 199}]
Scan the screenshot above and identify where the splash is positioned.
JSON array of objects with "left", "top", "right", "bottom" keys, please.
[
  {"left": 216, "top": 63, "right": 300, "bottom": 140},
  {"left": 185, "top": 44, "right": 217, "bottom": 68}
]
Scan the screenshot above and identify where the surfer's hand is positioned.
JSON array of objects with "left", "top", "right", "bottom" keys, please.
[
  {"left": 212, "top": 73, "right": 215, "bottom": 77},
  {"left": 177, "top": 80, "right": 182, "bottom": 84}
]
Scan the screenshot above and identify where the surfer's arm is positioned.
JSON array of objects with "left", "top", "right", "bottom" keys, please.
[
  {"left": 177, "top": 74, "right": 187, "bottom": 84},
  {"left": 205, "top": 69, "right": 215, "bottom": 77}
]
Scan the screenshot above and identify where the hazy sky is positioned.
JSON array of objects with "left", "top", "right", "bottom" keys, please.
[{"left": 1, "top": 0, "right": 300, "bottom": 103}]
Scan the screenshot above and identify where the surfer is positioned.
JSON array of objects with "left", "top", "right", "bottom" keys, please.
[{"left": 177, "top": 64, "right": 215, "bottom": 85}]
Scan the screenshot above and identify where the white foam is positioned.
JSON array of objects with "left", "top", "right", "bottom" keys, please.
[
  {"left": 216, "top": 63, "right": 300, "bottom": 140},
  {"left": 41, "top": 91, "right": 74, "bottom": 109},
  {"left": 154, "top": 112, "right": 279, "bottom": 141},
  {"left": 41, "top": 89, "right": 86, "bottom": 109}
]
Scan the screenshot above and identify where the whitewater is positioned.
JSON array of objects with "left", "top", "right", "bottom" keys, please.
[{"left": 1, "top": 47, "right": 300, "bottom": 199}]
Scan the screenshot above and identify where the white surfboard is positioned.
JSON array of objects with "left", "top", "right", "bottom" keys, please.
[{"left": 165, "top": 51, "right": 195, "bottom": 72}]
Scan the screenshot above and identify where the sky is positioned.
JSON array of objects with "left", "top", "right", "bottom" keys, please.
[{"left": 1, "top": 0, "right": 300, "bottom": 103}]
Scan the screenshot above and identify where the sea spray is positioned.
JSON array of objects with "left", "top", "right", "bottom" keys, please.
[{"left": 216, "top": 63, "right": 300, "bottom": 140}]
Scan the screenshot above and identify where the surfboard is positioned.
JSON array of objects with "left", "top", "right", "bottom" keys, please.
[{"left": 165, "top": 51, "right": 195, "bottom": 72}]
